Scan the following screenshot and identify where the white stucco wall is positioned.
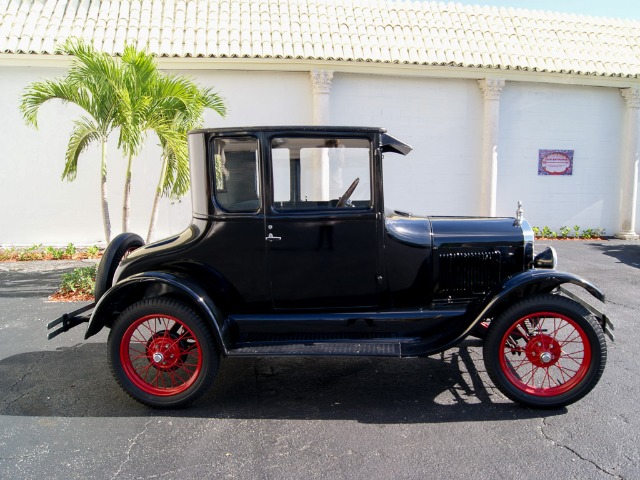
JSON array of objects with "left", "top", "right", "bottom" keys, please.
[
  {"left": 0, "top": 62, "right": 637, "bottom": 245},
  {"left": 330, "top": 73, "right": 483, "bottom": 216},
  {"left": 497, "top": 82, "right": 625, "bottom": 234},
  {"left": 1, "top": 66, "right": 107, "bottom": 245},
  {"left": 0, "top": 67, "right": 312, "bottom": 245}
]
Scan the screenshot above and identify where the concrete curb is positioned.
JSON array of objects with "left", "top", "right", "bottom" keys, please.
[{"left": 0, "top": 259, "right": 99, "bottom": 273}]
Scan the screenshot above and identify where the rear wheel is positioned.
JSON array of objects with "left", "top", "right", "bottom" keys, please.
[
  {"left": 108, "top": 298, "right": 218, "bottom": 408},
  {"left": 484, "top": 294, "right": 606, "bottom": 408}
]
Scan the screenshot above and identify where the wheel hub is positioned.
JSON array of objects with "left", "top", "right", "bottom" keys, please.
[
  {"left": 539, "top": 352, "right": 553, "bottom": 364},
  {"left": 525, "top": 334, "right": 562, "bottom": 367},
  {"left": 147, "top": 332, "right": 184, "bottom": 371}
]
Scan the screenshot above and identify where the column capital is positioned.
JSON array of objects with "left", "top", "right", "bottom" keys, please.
[
  {"left": 621, "top": 87, "right": 640, "bottom": 108},
  {"left": 311, "top": 70, "right": 334, "bottom": 94},
  {"left": 478, "top": 78, "right": 505, "bottom": 100}
]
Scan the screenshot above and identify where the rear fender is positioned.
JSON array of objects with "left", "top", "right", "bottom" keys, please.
[{"left": 85, "top": 271, "right": 228, "bottom": 354}]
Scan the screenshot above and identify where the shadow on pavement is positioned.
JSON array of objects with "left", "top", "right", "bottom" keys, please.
[
  {"left": 0, "top": 269, "right": 74, "bottom": 298},
  {"left": 589, "top": 242, "right": 640, "bottom": 269},
  {"left": 0, "top": 340, "right": 563, "bottom": 423}
]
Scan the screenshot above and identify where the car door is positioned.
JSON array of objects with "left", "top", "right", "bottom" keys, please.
[
  {"left": 266, "top": 134, "right": 381, "bottom": 310},
  {"left": 206, "top": 134, "right": 270, "bottom": 310}
]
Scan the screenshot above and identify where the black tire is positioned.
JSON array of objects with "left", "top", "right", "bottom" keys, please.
[
  {"left": 108, "top": 298, "right": 219, "bottom": 408},
  {"left": 94, "top": 233, "right": 144, "bottom": 301},
  {"left": 483, "top": 294, "right": 606, "bottom": 409}
]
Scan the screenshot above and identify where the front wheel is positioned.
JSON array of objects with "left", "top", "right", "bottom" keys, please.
[
  {"left": 108, "top": 298, "right": 218, "bottom": 408},
  {"left": 484, "top": 294, "right": 606, "bottom": 408}
]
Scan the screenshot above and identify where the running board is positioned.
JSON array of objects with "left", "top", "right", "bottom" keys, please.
[{"left": 227, "top": 341, "right": 403, "bottom": 357}]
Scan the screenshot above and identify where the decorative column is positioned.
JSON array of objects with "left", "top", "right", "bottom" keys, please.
[
  {"left": 310, "top": 70, "right": 333, "bottom": 125},
  {"left": 309, "top": 70, "right": 334, "bottom": 199},
  {"left": 478, "top": 78, "right": 505, "bottom": 217},
  {"left": 616, "top": 88, "right": 640, "bottom": 240}
]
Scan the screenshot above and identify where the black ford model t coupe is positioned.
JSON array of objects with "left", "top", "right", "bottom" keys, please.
[{"left": 49, "top": 126, "right": 613, "bottom": 409}]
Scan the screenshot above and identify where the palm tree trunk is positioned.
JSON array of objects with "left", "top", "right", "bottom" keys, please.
[
  {"left": 122, "top": 154, "right": 134, "bottom": 232},
  {"left": 147, "top": 155, "right": 168, "bottom": 243},
  {"left": 101, "top": 140, "right": 112, "bottom": 243}
]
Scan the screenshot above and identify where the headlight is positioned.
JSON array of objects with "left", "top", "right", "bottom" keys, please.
[{"left": 534, "top": 246, "right": 557, "bottom": 269}]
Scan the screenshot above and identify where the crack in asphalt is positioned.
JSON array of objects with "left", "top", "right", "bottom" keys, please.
[
  {"left": 0, "top": 352, "right": 46, "bottom": 414},
  {"left": 0, "top": 446, "right": 52, "bottom": 463},
  {"left": 540, "top": 418, "right": 623, "bottom": 479},
  {"left": 144, "top": 463, "right": 212, "bottom": 478},
  {"left": 110, "top": 419, "right": 154, "bottom": 479},
  {"left": 606, "top": 299, "right": 639, "bottom": 311}
]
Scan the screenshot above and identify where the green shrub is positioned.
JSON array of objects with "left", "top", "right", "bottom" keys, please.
[
  {"left": 59, "top": 265, "right": 97, "bottom": 295},
  {"left": 64, "top": 242, "right": 77, "bottom": 258},
  {"left": 0, "top": 248, "right": 16, "bottom": 261},
  {"left": 45, "top": 246, "right": 65, "bottom": 260},
  {"left": 573, "top": 225, "right": 581, "bottom": 239},
  {"left": 17, "top": 244, "right": 43, "bottom": 261},
  {"left": 541, "top": 226, "right": 557, "bottom": 238},
  {"left": 581, "top": 228, "right": 594, "bottom": 239},
  {"left": 1, "top": 243, "right": 104, "bottom": 262}
]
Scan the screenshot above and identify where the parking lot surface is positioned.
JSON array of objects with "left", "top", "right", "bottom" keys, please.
[{"left": 0, "top": 240, "right": 638, "bottom": 479}]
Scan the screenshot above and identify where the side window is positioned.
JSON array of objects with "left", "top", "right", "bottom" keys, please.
[
  {"left": 212, "top": 137, "right": 260, "bottom": 212},
  {"left": 272, "top": 137, "right": 371, "bottom": 210}
]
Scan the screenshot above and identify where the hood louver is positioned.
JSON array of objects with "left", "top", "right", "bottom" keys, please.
[{"left": 437, "top": 250, "right": 502, "bottom": 296}]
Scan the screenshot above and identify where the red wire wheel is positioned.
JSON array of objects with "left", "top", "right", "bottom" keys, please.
[
  {"left": 484, "top": 294, "right": 607, "bottom": 408},
  {"left": 108, "top": 299, "right": 218, "bottom": 408},
  {"left": 498, "top": 312, "right": 591, "bottom": 396},
  {"left": 120, "top": 314, "right": 203, "bottom": 396}
]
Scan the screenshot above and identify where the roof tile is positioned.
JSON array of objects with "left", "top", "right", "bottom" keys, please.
[{"left": 2, "top": 0, "right": 639, "bottom": 78}]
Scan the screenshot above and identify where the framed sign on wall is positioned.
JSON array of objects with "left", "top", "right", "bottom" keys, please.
[{"left": 538, "top": 150, "right": 573, "bottom": 176}]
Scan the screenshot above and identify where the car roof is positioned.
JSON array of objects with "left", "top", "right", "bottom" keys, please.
[
  {"left": 188, "top": 126, "right": 412, "bottom": 155},
  {"left": 188, "top": 126, "right": 388, "bottom": 135}
]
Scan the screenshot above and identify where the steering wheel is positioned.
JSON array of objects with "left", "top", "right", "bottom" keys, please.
[{"left": 336, "top": 177, "right": 360, "bottom": 207}]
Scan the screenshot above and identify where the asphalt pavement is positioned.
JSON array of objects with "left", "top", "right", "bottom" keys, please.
[{"left": 0, "top": 240, "right": 638, "bottom": 479}]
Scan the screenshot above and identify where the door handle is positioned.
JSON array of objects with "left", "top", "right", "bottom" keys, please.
[{"left": 266, "top": 233, "right": 282, "bottom": 241}]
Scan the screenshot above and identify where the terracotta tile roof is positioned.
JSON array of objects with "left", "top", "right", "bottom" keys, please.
[{"left": 1, "top": 0, "right": 639, "bottom": 78}]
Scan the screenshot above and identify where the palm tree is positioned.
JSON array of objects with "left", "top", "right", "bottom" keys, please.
[
  {"left": 115, "top": 45, "right": 226, "bottom": 240},
  {"left": 146, "top": 82, "right": 226, "bottom": 242},
  {"left": 20, "top": 38, "right": 122, "bottom": 243},
  {"left": 22, "top": 39, "right": 226, "bottom": 243}
]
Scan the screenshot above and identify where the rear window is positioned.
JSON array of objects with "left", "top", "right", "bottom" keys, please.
[{"left": 212, "top": 137, "right": 260, "bottom": 212}]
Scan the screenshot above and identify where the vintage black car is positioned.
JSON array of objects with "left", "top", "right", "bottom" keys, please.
[{"left": 49, "top": 126, "right": 613, "bottom": 409}]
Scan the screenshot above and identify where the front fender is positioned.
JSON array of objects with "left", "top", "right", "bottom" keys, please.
[
  {"left": 84, "top": 271, "right": 228, "bottom": 354},
  {"left": 474, "top": 269, "right": 605, "bottom": 326}
]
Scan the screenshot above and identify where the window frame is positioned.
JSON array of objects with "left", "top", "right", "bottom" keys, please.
[
  {"left": 208, "top": 135, "right": 263, "bottom": 215},
  {"left": 268, "top": 134, "right": 375, "bottom": 214}
]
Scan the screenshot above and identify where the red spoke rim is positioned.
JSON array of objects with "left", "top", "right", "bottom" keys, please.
[
  {"left": 120, "top": 314, "right": 203, "bottom": 396},
  {"left": 499, "top": 312, "right": 591, "bottom": 397}
]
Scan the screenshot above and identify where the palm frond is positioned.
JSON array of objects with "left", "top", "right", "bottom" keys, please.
[
  {"left": 63, "top": 116, "right": 103, "bottom": 181},
  {"left": 153, "top": 122, "right": 190, "bottom": 198},
  {"left": 20, "top": 79, "right": 92, "bottom": 128},
  {"left": 199, "top": 87, "right": 228, "bottom": 118}
]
